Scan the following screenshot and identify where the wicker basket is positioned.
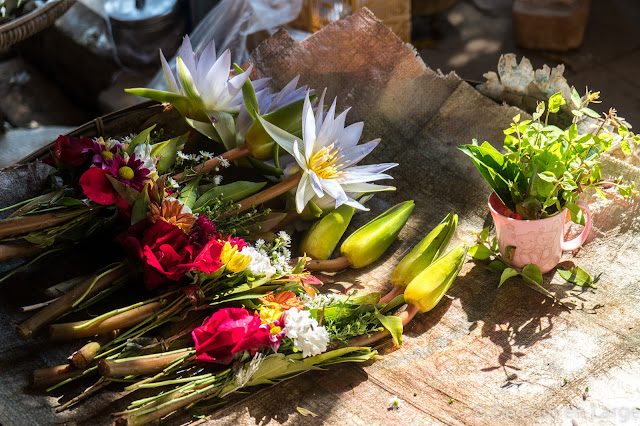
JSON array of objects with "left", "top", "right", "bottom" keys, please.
[
  {"left": 0, "top": 0, "right": 76, "bottom": 48},
  {"left": 15, "top": 100, "right": 187, "bottom": 164}
]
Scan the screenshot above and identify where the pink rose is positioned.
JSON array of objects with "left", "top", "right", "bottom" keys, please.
[{"left": 191, "top": 308, "right": 271, "bottom": 365}]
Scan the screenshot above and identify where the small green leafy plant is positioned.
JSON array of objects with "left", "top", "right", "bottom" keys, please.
[
  {"left": 469, "top": 227, "right": 596, "bottom": 300},
  {"left": 459, "top": 90, "right": 638, "bottom": 223}
]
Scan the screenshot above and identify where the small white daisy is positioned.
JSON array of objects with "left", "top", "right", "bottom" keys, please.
[{"left": 388, "top": 396, "right": 403, "bottom": 410}]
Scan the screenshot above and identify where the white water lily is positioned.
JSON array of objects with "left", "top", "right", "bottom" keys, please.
[
  {"left": 259, "top": 91, "right": 397, "bottom": 212},
  {"left": 160, "top": 36, "right": 269, "bottom": 114}
]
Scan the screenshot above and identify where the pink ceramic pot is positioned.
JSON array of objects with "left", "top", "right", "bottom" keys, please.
[{"left": 488, "top": 193, "right": 591, "bottom": 274}]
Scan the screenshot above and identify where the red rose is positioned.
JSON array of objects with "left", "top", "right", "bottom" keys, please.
[
  {"left": 53, "top": 135, "right": 94, "bottom": 166},
  {"left": 119, "top": 220, "right": 195, "bottom": 290},
  {"left": 191, "top": 308, "right": 271, "bottom": 365}
]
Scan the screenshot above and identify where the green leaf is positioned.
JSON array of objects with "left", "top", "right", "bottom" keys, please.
[
  {"left": 151, "top": 133, "right": 188, "bottom": 174},
  {"left": 499, "top": 268, "right": 518, "bottom": 287},
  {"left": 185, "top": 117, "right": 221, "bottom": 143},
  {"left": 246, "top": 156, "right": 284, "bottom": 177},
  {"left": 620, "top": 138, "right": 632, "bottom": 155},
  {"left": 193, "top": 181, "right": 266, "bottom": 210},
  {"left": 234, "top": 63, "right": 260, "bottom": 120},
  {"left": 105, "top": 175, "right": 139, "bottom": 205},
  {"left": 469, "top": 244, "right": 492, "bottom": 260},
  {"left": 480, "top": 227, "right": 489, "bottom": 242},
  {"left": 548, "top": 92, "right": 566, "bottom": 113},
  {"left": 557, "top": 266, "right": 596, "bottom": 288},
  {"left": 126, "top": 125, "right": 156, "bottom": 155},
  {"left": 375, "top": 308, "right": 403, "bottom": 347},
  {"left": 580, "top": 107, "right": 600, "bottom": 119},
  {"left": 618, "top": 124, "right": 629, "bottom": 139},
  {"left": 595, "top": 186, "right": 607, "bottom": 200},
  {"left": 131, "top": 183, "right": 151, "bottom": 225},
  {"left": 486, "top": 259, "right": 507, "bottom": 273},
  {"left": 125, "top": 88, "right": 193, "bottom": 116},
  {"left": 571, "top": 88, "right": 582, "bottom": 108},
  {"left": 522, "top": 264, "right": 543, "bottom": 285},
  {"left": 209, "top": 111, "right": 237, "bottom": 150},
  {"left": 566, "top": 203, "right": 585, "bottom": 226},
  {"left": 537, "top": 171, "right": 557, "bottom": 182},
  {"left": 505, "top": 245, "right": 516, "bottom": 261},
  {"left": 178, "top": 177, "right": 200, "bottom": 209}
]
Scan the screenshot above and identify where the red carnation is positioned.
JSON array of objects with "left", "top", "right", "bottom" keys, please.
[
  {"left": 191, "top": 308, "right": 271, "bottom": 365},
  {"left": 52, "top": 135, "right": 94, "bottom": 166},
  {"left": 190, "top": 238, "right": 224, "bottom": 275}
]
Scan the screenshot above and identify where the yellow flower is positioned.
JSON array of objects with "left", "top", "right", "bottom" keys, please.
[{"left": 220, "top": 242, "right": 251, "bottom": 273}]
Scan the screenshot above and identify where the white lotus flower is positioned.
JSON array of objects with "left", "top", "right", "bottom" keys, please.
[
  {"left": 259, "top": 91, "right": 397, "bottom": 212},
  {"left": 161, "top": 36, "right": 269, "bottom": 114}
]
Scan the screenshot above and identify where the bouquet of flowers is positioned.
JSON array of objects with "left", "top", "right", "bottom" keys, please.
[{"left": 3, "top": 35, "right": 470, "bottom": 424}]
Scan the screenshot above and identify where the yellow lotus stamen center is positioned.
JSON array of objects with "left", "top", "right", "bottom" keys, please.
[
  {"left": 101, "top": 151, "right": 114, "bottom": 160},
  {"left": 118, "top": 166, "right": 135, "bottom": 180},
  {"left": 309, "top": 142, "right": 344, "bottom": 179}
]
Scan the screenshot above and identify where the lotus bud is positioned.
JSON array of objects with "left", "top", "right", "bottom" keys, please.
[
  {"left": 245, "top": 122, "right": 276, "bottom": 160},
  {"left": 403, "top": 243, "right": 467, "bottom": 313},
  {"left": 391, "top": 211, "right": 458, "bottom": 287},
  {"left": 341, "top": 200, "right": 415, "bottom": 268},
  {"left": 299, "top": 204, "right": 356, "bottom": 260}
]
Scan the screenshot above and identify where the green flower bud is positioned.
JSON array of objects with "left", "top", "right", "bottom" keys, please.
[
  {"left": 403, "top": 243, "right": 467, "bottom": 313},
  {"left": 299, "top": 204, "right": 356, "bottom": 260},
  {"left": 245, "top": 121, "right": 276, "bottom": 160},
  {"left": 341, "top": 200, "right": 415, "bottom": 268},
  {"left": 391, "top": 211, "right": 458, "bottom": 288}
]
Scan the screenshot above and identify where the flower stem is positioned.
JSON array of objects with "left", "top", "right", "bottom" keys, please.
[
  {"left": 99, "top": 348, "right": 195, "bottom": 378},
  {"left": 347, "top": 303, "right": 420, "bottom": 347},
  {"left": 0, "top": 210, "right": 84, "bottom": 239},
  {"left": 31, "top": 363, "right": 86, "bottom": 389},
  {"left": 378, "top": 284, "right": 405, "bottom": 304},
  {"left": 305, "top": 256, "right": 351, "bottom": 272},
  {"left": 0, "top": 241, "right": 44, "bottom": 262},
  {"left": 222, "top": 173, "right": 302, "bottom": 218},
  {"left": 172, "top": 145, "right": 250, "bottom": 181},
  {"left": 49, "top": 301, "right": 165, "bottom": 340},
  {"left": 71, "top": 332, "right": 118, "bottom": 368},
  {"left": 16, "top": 263, "right": 128, "bottom": 339},
  {"left": 44, "top": 275, "right": 90, "bottom": 298}
]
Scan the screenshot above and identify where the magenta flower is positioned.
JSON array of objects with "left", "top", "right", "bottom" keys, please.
[
  {"left": 105, "top": 153, "right": 150, "bottom": 191},
  {"left": 84, "top": 138, "right": 124, "bottom": 167}
]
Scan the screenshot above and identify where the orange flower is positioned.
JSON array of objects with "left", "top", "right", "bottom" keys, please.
[
  {"left": 147, "top": 199, "right": 196, "bottom": 232},
  {"left": 259, "top": 291, "right": 304, "bottom": 312}
]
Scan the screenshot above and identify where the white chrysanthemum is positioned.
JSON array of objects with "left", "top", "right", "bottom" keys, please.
[
  {"left": 299, "top": 292, "right": 339, "bottom": 309},
  {"left": 161, "top": 36, "right": 256, "bottom": 114},
  {"left": 242, "top": 247, "right": 276, "bottom": 278},
  {"left": 133, "top": 143, "right": 158, "bottom": 175},
  {"left": 166, "top": 177, "right": 180, "bottom": 191},
  {"left": 259, "top": 91, "right": 398, "bottom": 213},
  {"left": 283, "top": 308, "right": 329, "bottom": 358},
  {"left": 277, "top": 231, "right": 291, "bottom": 247}
]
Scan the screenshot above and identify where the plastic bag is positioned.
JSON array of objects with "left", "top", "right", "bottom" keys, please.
[{"left": 148, "top": 0, "right": 303, "bottom": 90}]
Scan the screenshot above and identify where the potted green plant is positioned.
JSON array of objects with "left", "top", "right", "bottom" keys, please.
[{"left": 459, "top": 90, "right": 638, "bottom": 273}]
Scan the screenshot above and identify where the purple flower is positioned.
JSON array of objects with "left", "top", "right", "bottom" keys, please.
[
  {"left": 84, "top": 138, "right": 124, "bottom": 167},
  {"left": 105, "top": 153, "right": 150, "bottom": 191}
]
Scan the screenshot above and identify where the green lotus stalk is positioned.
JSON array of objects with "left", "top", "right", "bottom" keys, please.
[
  {"left": 299, "top": 204, "right": 356, "bottom": 260},
  {"left": 16, "top": 263, "right": 128, "bottom": 339},
  {"left": 403, "top": 243, "right": 468, "bottom": 312},
  {"left": 71, "top": 332, "right": 118, "bottom": 368},
  {"left": 99, "top": 348, "right": 195, "bottom": 378},
  {"left": 380, "top": 211, "right": 458, "bottom": 304},
  {"left": 306, "top": 200, "right": 415, "bottom": 271}
]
